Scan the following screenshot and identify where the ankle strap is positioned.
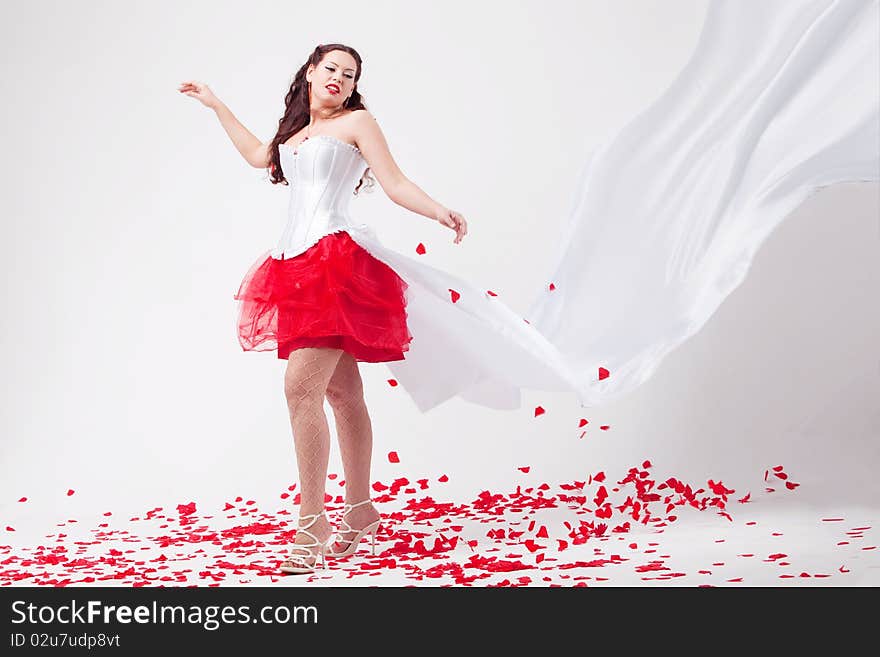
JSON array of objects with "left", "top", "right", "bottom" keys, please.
[
  {"left": 297, "top": 511, "right": 326, "bottom": 529},
  {"left": 342, "top": 499, "right": 373, "bottom": 512}
]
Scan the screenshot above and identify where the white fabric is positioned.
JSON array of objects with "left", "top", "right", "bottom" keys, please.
[
  {"left": 271, "top": 136, "right": 373, "bottom": 260},
  {"left": 523, "top": 0, "right": 879, "bottom": 408},
  {"left": 260, "top": 0, "right": 879, "bottom": 413}
]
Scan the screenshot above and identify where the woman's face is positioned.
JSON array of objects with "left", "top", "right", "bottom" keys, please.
[{"left": 308, "top": 50, "right": 358, "bottom": 106}]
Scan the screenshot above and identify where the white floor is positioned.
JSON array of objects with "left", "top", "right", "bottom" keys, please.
[{"left": 2, "top": 468, "right": 876, "bottom": 587}]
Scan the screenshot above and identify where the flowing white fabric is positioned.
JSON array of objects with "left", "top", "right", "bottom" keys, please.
[
  {"left": 521, "top": 0, "right": 879, "bottom": 408},
  {"left": 410, "top": 0, "right": 877, "bottom": 412},
  {"left": 250, "top": 0, "right": 878, "bottom": 414}
]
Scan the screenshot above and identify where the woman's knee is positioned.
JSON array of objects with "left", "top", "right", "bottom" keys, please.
[
  {"left": 284, "top": 374, "right": 325, "bottom": 410},
  {"left": 325, "top": 360, "right": 364, "bottom": 407},
  {"left": 325, "top": 382, "right": 363, "bottom": 409},
  {"left": 283, "top": 347, "right": 340, "bottom": 409}
]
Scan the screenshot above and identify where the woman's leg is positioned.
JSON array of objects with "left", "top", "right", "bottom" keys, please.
[
  {"left": 280, "top": 346, "right": 344, "bottom": 568},
  {"left": 325, "top": 351, "right": 381, "bottom": 550}
]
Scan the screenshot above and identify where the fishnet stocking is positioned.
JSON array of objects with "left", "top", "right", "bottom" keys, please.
[
  {"left": 326, "top": 351, "right": 381, "bottom": 551},
  {"left": 282, "top": 346, "right": 343, "bottom": 568}
]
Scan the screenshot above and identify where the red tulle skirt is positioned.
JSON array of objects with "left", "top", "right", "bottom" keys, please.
[{"left": 234, "top": 231, "right": 413, "bottom": 362}]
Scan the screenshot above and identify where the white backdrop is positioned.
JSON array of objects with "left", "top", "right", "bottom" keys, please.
[{"left": 1, "top": 0, "right": 877, "bottom": 525}]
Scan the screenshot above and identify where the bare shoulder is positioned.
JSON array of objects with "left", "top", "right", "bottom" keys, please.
[
  {"left": 348, "top": 109, "right": 383, "bottom": 146},
  {"left": 343, "top": 109, "right": 404, "bottom": 194},
  {"left": 348, "top": 107, "right": 377, "bottom": 124}
]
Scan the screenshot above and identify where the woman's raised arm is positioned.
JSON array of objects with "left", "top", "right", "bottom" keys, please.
[{"left": 178, "top": 80, "right": 269, "bottom": 168}]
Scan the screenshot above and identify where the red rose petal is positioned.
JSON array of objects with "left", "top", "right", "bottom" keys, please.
[
  {"left": 388, "top": 451, "right": 400, "bottom": 463},
  {"left": 534, "top": 406, "right": 545, "bottom": 417},
  {"left": 448, "top": 289, "right": 460, "bottom": 303},
  {"left": 598, "top": 367, "right": 610, "bottom": 380},
  {"left": 387, "top": 379, "right": 398, "bottom": 387},
  {"left": 415, "top": 243, "right": 426, "bottom": 255}
]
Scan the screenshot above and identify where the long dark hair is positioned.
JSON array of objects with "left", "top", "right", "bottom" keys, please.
[{"left": 267, "top": 43, "right": 375, "bottom": 195}]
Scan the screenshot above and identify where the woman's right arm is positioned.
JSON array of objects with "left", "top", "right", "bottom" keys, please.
[
  {"left": 212, "top": 101, "right": 270, "bottom": 168},
  {"left": 178, "top": 80, "right": 269, "bottom": 168}
]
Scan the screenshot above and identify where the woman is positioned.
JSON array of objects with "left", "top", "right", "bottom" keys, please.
[{"left": 179, "top": 43, "right": 468, "bottom": 574}]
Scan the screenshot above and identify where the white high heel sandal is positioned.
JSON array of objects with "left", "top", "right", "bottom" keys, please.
[
  {"left": 327, "top": 499, "right": 381, "bottom": 558},
  {"left": 279, "top": 512, "right": 331, "bottom": 574}
]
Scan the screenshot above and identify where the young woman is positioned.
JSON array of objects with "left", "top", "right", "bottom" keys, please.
[{"left": 179, "top": 43, "right": 467, "bottom": 574}]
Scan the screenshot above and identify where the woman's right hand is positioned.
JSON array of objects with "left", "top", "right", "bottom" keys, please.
[{"left": 177, "top": 80, "right": 220, "bottom": 109}]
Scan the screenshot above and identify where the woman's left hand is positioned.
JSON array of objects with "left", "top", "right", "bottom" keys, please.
[{"left": 434, "top": 207, "right": 468, "bottom": 244}]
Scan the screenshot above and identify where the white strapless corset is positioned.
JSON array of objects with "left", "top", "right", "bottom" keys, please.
[{"left": 271, "top": 135, "right": 372, "bottom": 260}]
